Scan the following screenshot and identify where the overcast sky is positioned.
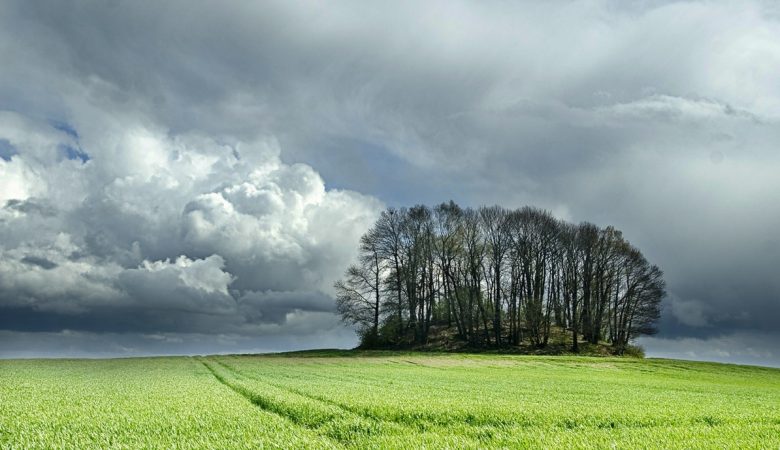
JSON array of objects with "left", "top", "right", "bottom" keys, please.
[{"left": 1, "top": 0, "right": 779, "bottom": 366}]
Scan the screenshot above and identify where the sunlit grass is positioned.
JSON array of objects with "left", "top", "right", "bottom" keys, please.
[{"left": 1, "top": 352, "right": 778, "bottom": 448}]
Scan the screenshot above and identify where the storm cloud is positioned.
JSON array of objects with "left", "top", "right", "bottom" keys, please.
[{"left": 1, "top": 0, "right": 779, "bottom": 365}]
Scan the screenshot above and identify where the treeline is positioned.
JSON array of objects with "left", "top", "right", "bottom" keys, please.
[{"left": 335, "top": 202, "right": 665, "bottom": 353}]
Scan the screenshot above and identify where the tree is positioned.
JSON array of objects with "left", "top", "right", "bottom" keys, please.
[
  {"left": 433, "top": 201, "right": 465, "bottom": 337},
  {"left": 334, "top": 201, "right": 665, "bottom": 353},
  {"left": 577, "top": 222, "right": 599, "bottom": 348},
  {"left": 480, "top": 205, "right": 510, "bottom": 346},
  {"left": 373, "top": 208, "right": 407, "bottom": 340},
  {"left": 611, "top": 245, "right": 665, "bottom": 353},
  {"left": 558, "top": 222, "right": 581, "bottom": 352},
  {"left": 334, "top": 263, "right": 381, "bottom": 346}
]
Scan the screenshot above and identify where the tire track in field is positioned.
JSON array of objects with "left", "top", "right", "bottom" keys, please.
[
  {"left": 200, "top": 358, "right": 412, "bottom": 444},
  {"left": 210, "top": 358, "right": 466, "bottom": 432},
  {"left": 213, "top": 358, "right": 659, "bottom": 432},
  {"left": 209, "top": 359, "right": 408, "bottom": 427},
  {"left": 199, "top": 358, "right": 345, "bottom": 448}
]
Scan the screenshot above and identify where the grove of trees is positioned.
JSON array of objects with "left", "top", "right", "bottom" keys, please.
[{"left": 335, "top": 202, "right": 665, "bottom": 354}]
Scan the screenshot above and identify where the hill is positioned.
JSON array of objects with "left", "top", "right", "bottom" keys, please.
[
  {"left": 1, "top": 352, "right": 778, "bottom": 448},
  {"left": 365, "top": 324, "right": 644, "bottom": 357}
]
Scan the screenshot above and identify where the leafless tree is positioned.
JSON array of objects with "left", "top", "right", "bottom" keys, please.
[{"left": 335, "top": 201, "right": 664, "bottom": 352}]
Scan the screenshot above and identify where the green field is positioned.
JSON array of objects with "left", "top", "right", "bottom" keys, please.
[{"left": 1, "top": 352, "right": 778, "bottom": 449}]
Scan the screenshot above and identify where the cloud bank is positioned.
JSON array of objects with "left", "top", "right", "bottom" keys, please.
[
  {"left": 1, "top": 0, "right": 779, "bottom": 364},
  {"left": 0, "top": 110, "right": 381, "bottom": 350}
]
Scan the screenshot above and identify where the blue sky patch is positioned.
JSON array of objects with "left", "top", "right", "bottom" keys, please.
[
  {"left": 59, "top": 144, "right": 90, "bottom": 163},
  {"left": 50, "top": 120, "right": 79, "bottom": 139},
  {"left": 0, "top": 139, "right": 18, "bottom": 161}
]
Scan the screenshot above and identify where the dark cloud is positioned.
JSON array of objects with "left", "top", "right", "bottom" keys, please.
[
  {"left": 0, "top": 1, "right": 779, "bottom": 364},
  {"left": 20, "top": 256, "right": 57, "bottom": 270},
  {"left": 4, "top": 199, "right": 57, "bottom": 217}
]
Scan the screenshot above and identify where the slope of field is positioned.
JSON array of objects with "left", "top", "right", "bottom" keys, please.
[{"left": 1, "top": 352, "right": 779, "bottom": 449}]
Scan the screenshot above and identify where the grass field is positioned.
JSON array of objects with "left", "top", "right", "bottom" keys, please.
[{"left": 1, "top": 352, "right": 778, "bottom": 449}]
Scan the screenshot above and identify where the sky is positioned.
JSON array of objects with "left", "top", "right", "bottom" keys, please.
[{"left": 1, "top": 0, "right": 779, "bottom": 367}]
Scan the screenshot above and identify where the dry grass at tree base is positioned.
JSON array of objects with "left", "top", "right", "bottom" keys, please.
[{"left": 380, "top": 325, "right": 640, "bottom": 358}]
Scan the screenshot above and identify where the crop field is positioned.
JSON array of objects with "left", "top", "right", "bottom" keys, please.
[{"left": 1, "top": 352, "right": 779, "bottom": 449}]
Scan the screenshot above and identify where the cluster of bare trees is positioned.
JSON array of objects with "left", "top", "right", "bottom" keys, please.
[{"left": 335, "top": 202, "right": 665, "bottom": 353}]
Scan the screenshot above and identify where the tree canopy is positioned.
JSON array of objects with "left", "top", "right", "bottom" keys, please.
[{"left": 335, "top": 202, "right": 665, "bottom": 353}]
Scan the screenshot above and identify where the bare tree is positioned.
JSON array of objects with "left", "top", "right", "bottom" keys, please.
[
  {"left": 335, "top": 201, "right": 665, "bottom": 353},
  {"left": 334, "top": 263, "right": 380, "bottom": 346},
  {"left": 480, "top": 206, "right": 510, "bottom": 346},
  {"left": 373, "top": 208, "right": 407, "bottom": 340}
]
